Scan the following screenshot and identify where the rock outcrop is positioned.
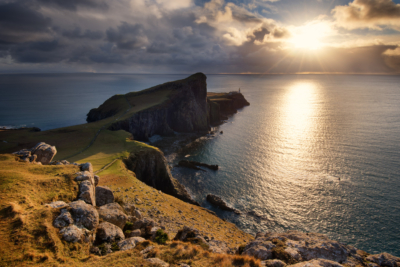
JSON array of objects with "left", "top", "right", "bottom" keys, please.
[
  {"left": 69, "top": 200, "right": 99, "bottom": 230},
  {"left": 207, "top": 91, "right": 250, "bottom": 125},
  {"left": 88, "top": 73, "right": 210, "bottom": 141},
  {"left": 124, "top": 147, "right": 198, "bottom": 205},
  {"left": 99, "top": 203, "right": 128, "bottom": 229},
  {"left": 12, "top": 142, "right": 57, "bottom": 164},
  {"left": 178, "top": 160, "right": 218, "bottom": 171},
  {"left": 206, "top": 194, "right": 241, "bottom": 214}
]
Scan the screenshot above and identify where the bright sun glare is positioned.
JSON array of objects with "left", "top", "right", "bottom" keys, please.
[{"left": 289, "top": 22, "right": 332, "bottom": 50}]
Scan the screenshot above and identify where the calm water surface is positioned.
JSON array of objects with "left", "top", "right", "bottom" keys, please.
[{"left": 1, "top": 73, "right": 399, "bottom": 256}]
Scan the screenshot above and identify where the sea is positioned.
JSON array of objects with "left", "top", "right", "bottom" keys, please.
[{"left": 1, "top": 73, "right": 399, "bottom": 256}]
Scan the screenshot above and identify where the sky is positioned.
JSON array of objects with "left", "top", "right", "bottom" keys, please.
[{"left": 1, "top": 0, "right": 400, "bottom": 74}]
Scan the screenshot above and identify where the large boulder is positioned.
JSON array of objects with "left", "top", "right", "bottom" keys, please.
[
  {"left": 96, "top": 222, "right": 125, "bottom": 243},
  {"left": 95, "top": 186, "right": 114, "bottom": 206},
  {"left": 30, "top": 142, "right": 57, "bottom": 165},
  {"left": 118, "top": 237, "right": 145, "bottom": 251},
  {"left": 243, "top": 240, "right": 275, "bottom": 260},
  {"left": 80, "top": 162, "right": 94, "bottom": 173},
  {"left": 79, "top": 180, "right": 96, "bottom": 206},
  {"left": 99, "top": 203, "right": 128, "bottom": 229},
  {"left": 289, "top": 259, "right": 344, "bottom": 267},
  {"left": 75, "top": 171, "right": 94, "bottom": 182},
  {"left": 60, "top": 225, "right": 83, "bottom": 243},
  {"left": 69, "top": 200, "right": 99, "bottom": 230}
]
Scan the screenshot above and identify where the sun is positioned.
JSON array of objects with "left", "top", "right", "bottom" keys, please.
[{"left": 289, "top": 21, "right": 332, "bottom": 50}]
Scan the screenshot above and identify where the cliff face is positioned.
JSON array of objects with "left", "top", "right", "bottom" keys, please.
[
  {"left": 123, "top": 148, "right": 199, "bottom": 205},
  {"left": 207, "top": 91, "right": 250, "bottom": 125},
  {"left": 88, "top": 73, "right": 210, "bottom": 141}
]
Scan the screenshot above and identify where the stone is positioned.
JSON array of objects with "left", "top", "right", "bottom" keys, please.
[
  {"left": 289, "top": 259, "right": 344, "bottom": 267},
  {"left": 206, "top": 194, "right": 240, "bottom": 214},
  {"left": 366, "top": 253, "right": 400, "bottom": 267},
  {"left": 208, "top": 240, "right": 229, "bottom": 254},
  {"left": 123, "top": 203, "right": 136, "bottom": 216},
  {"left": 69, "top": 200, "right": 99, "bottom": 230},
  {"left": 79, "top": 180, "right": 96, "bottom": 206},
  {"left": 99, "top": 203, "right": 128, "bottom": 229},
  {"left": 96, "top": 222, "right": 125, "bottom": 243},
  {"left": 263, "top": 259, "right": 286, "bottom": 267},
  {"left": 135, "top": 209, "right": 142, "bottom": 219},
  {"left": 95, "top": 186, "right": 114, "bottom": 206},
  {"left": 61, "top": 160, "right": 70, "bottom": 165},
  {"left": 75, "top": 171, "right": 93, "bottom": 182},
  {"left": 243, "top": 231, "right": 355, "bottom": 263},
  {"left": 118, "top": 237, "right": 145, "bottom": 251},
  {"left": 80, "top": 162, "right": 93, "bottom": 173},
  {"left": 60, "top": 225, "right": 82, "bottom": 243},
  {"left": 94, "top": 175, "right": 100, "bottom": 186},
  {"left": 45, "top": 201, "right": 69, "bottom": 209},
  {"left": 90, "top": 246, "right": 101, "bottom": 256},
  {"left": 30, "top": 142, "right": 57, "bottom": 165},
  {"left": 126, "top": 229, "right": 141, "bottom": 237},
  {"left": 53, "top": 209, "right": 74, "bottom": 228},
  {"left": 145, "top": 258, "right": 169, "bottom": 267}
]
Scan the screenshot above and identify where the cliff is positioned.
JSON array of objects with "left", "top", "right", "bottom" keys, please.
[
  {"left": 123, "top": 147, "right": 199, "bottom": 205},
  {"left": 88, "top": 73, "right": 210, "bottom": 141},
  {"left": 207, "top": 91, "right": 250, "bottom": 125}
]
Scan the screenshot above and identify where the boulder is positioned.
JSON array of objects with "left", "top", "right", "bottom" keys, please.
[
  {"left": 289, "top": 259, "right": 344, "bottom": 267},
  {"left": 135, "top": 209, "right": 142, "bottom": 220},
  {"left": 79, "top": 180, "right": 96, "bottom": 206},
  {"left": 80, "top": 162, "right": 93, "bottom": 173},
  {"left": 145, "top": 258, "right": 169, "bottom": 267},
  {"left": 126, "top": 229, "right": 141, "bottom": 238},
  {"left": 208, "top": 240, "right": 229, "bottom": 254},
  {"left": 206, "top": 194, "right": 240, "bottom": 214},
  {"left": 69, "top": 200, "right": 99, "bottom": 230},
  {"left": 95, "top": 186, "right": 114, "bottom": 206},
  {"left": 243, "top": 231, "right": 355, "bottom": 263},
  {"left": 30, "top": 142, "right": 57, "bottom": 165},
  {"left": 96, "top": 222, "right": 125, "bottom": 243},
  {"left": 118, "top": 237, "right": 145, "bottom": 251},
  {"left": 29, "top": 154, "right": 37, "bottom": 163},
  {"left": 366, "top": 253, "right": 400, "bottom": 267},
  {"left": 123, "top": 203, "right": 136, "bottom": 216},
  {"left": 263, "top": 259, "right": 286, "bottom": 267},
  {"left": 45, "top": 201, "right": 69, "bottom": 209},
  {"left": 60, "top": 225, "right": 82, "bottom": 243},
  {"left": 53, "top": 209, "right": 74, "bottom": 228},
  {"left": 99, "top": 203, "right": 128, "bottom": 229},
  {"left": 75, "top": 171, "right": 94, "bottom": 182},
  {"left": 94, "top": 175, "right": 100, "bottom": 186}
]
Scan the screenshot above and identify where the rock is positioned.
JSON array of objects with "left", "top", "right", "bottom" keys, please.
[
  {"left": 95, "top": 186, "right": 114, "bottom": 206},
  {"left": 45, "top": 201, "right": 69, "bottom": 209},
  {"left": 12, "top": 149, "right": 31, "bottom": 158},
  {"left": 61, "top": 160, "right": 70, "bottom": 165},
  {"left": 123, "top": 203, "right": 136, "bottom": 216},
  {"left": 140, "top": 245, "right": 155, "bottom": 255},
  {"left": 118, "top": 237, "right": 145, "bottom": 251},
  {"left": 289, "top": 259, "right": 344, "bottom": 267},
  {"left": 69, "top": 200, "right": 99, "bottom": 230},
  {"left": 366, "top": 253, "right": 400, "bottom": 267},
  {"left": 145, "top": 258, "right": 169, "bottom": 267},
  {"left": 89, "top": 246, "right": 101, "bottom": 256},
  {"left": 79, "top": 180, "right": 96, "bottom": 206},
  {"left": 29, "top": 154, "right": 37, "bottom": 163},
  {"left": 75, "top": 171, "right": 93, "bottom": 182},
  {"left": 178, "top": 160, "right": 219, "bottom": 171},
  {"left": 30, "top": 127, "right": 41, "bottom": 132},
  {"left": 150, "top": 226, "right": 161, "bottom": 240},
  {"left": 99, "top": 203, "right": 128, "bottom": 229},
  {"left": 135, "top": 209, "right": 142, "bottom": 220},
  {"left": 243, "top": 231, "right": 356, "bottom": 263},
  {"left": 206, "top": 194, "right": 240, "bottom": 214},
  {"left": 30, "top": 142, "right": 57, "bottom": 165},
  {"left": 208, "top": 240, "right": 229, "bottom": 254},
  {"left": 94, "top": 175, "right": 100, "bottom": 186},
  {"left": 53, "top": 209, "right": 74, "bottom": 228},
  {"left": 60, "top": 225, "right": 82, "bottom": 243},
  {"left": 96, "top": 222, "right": 125, "bottom": 243},
  {"left": 126, "top": 229, "right": 142, "bottom": 237},
  {"left": 263, "top": 259, "right": 286, "bottom": 267},
  {"left": 80, "top": 162, "right": 93, "bottom": 173}
]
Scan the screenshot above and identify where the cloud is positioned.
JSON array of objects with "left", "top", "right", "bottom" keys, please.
[
  {"left": 106, "top": 22, "right": 149, "bottom": 50},
  {"left": 37, "top": 0, "right": 109, "bottom": 11},
  {"left": 332, "top": 0, "right": 400, "bottom": 30},
  {"left": 61, "top": 27, "right": 103, "bottom": 40},
  {"left": 0, "top": 1, "right": 51, "bottom": 44},
  {"left": 383, "top": 47, "right": 400, "bottom": 72}
]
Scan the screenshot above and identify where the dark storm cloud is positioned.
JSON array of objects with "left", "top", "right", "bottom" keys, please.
[
  {"left": 37, "top": 0, "right": 108, "bottom": 11},
  {"left": 10, "top": 40, "right": 65, "bottom": 63},
  {"left": 0, "top": 1, "right": 51, "bottom": 44},
  {"left": 62, "top": 27, "right": 104, "bottom": 40},
  {"left": 333, "top": 0, "right": 400, "bottom": 29},
  {"left": 106, "top": 22, "right": 149, "bottom": 50}
]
